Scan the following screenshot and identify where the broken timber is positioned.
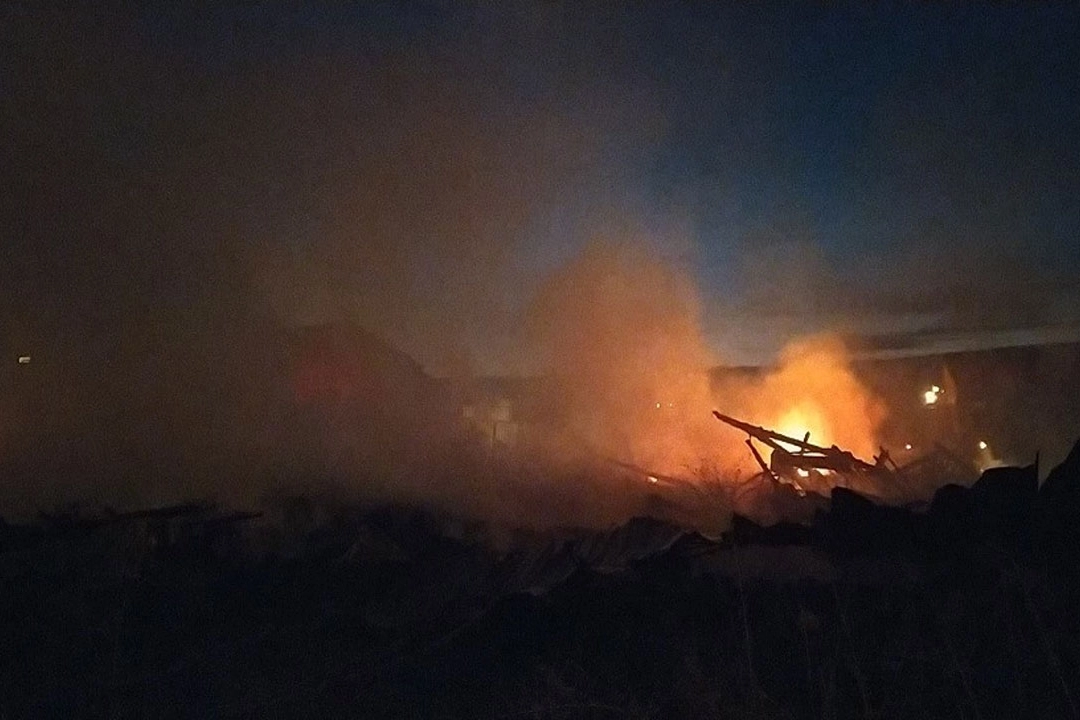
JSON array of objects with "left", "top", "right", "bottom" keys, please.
[{"left": 712, "top": 411, "right": 890, "bottom": 496}]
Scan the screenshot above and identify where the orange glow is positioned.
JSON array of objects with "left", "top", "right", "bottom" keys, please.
[
  {"left": 772, "top": 404, "right": 831, "bottom": 452},
  {"left": 717, "top": 336, "right": 886, "bottom": 466},
  {"left": 528, "top": 245, "right": 886, "bottom": 484}
]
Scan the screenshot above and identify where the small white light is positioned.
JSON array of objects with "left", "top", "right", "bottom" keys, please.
[
  {"left": 978, "top": 440, "right": 988, "bottom": 451},
  {"left": 655, "top": 402, "right": 661, "bottom": 409},
  {"left": 904, "top": 443, "right": 913, "bottom": 451},
  {"left": 796, "top": 468, "right": 810, "bottom": 478},
  {"left": 17, "top": 356, "right": 30, "bottom": 364},
  {"left": 647, "top": 475, "right": 659, "bottom": 484}
]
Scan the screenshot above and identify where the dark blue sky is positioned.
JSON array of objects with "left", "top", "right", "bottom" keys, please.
[{"left": 4, "top": 3, "right": 1079, "bottom": 368}]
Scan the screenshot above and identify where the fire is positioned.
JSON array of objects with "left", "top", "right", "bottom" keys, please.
[
  {"left": 767, "top": 402, "right": 847, "bottom": 465},
  {"left": 527, "top": 244, "right": 886, "bottom": 482},
  {"left": 773, "top": 404, "right": 831, "bottom": 451},
  {"left": 717, "top": 335, "right": 887, "bottom": 467}
]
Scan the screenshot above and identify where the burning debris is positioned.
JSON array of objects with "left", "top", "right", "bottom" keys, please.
[
  {"left": 713, "top": 410, "right": 978, "bottom": 502},
  {"left": 713, "top": 411, "right": 888, "bottom": 496}
]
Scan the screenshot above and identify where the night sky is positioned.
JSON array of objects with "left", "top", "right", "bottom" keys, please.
[{"left": 4, "top": 4, "right": 1079, "bottom": 371}]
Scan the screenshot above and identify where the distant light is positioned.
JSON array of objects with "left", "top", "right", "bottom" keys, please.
[
  {"left": 647, "top": 475, "right": 659, "bottom": 484},
  {"left": 978, "top": 440, "right": 988, "bottom": 451},
  {"left": 655, "top": 402, "right": 661, "bottom": 409},
  {"left": 904, "top": 443, "right": 913, "bottom": 451},
  {"left": 17, "top": 355, "right": 30, "bottom": 364},
  {"left": 922, "top": 385, "right": 940, "bottom": 405}
]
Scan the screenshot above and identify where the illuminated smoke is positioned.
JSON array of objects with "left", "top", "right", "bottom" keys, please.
[
  {"left": 525, "top": 240, "right": 721, "bottom": 477},
  {"left": 721, "top": 335, "right": 888, "bottom": 466},
  {"left": 526, "top": 242, "right": 888, "bottom": 489}
]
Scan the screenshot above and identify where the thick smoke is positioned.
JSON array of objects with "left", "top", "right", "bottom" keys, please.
[
  {"left": 525, "top": 241, "right": 720, "bottom": 477},
  {"left": 523, "top": 241, "right": 889, "bottom": 499}
]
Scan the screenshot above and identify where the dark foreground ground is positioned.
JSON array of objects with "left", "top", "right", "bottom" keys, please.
[{"left": 4, "top": 440, "right": 1080, "bottom": 719}]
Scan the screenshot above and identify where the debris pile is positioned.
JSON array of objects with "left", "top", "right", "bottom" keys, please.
[{"left": 713, "top": 410, "right": 979, "bottom": 504}]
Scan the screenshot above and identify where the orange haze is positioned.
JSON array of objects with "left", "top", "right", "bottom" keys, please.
[
  {"left": 526, "top": 243, "right": 888, "bottom": 485},
  {"left": 719, "top": 336, "right": 888, "bottom": 468}
]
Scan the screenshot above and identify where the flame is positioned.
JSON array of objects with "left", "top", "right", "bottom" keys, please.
[
  {"left": 767, "top": 402, "right": 850, "bottom": 466},
  {"left": 717, "top": 336, "right": 887, "bottom": 466},
  {"left": 773, "top": 404, "right": 832, "bottom": 451},
  {"left": 527, "top": 245, "right": 886, "bottom": 481}
]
